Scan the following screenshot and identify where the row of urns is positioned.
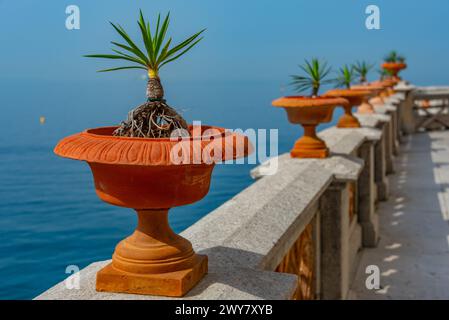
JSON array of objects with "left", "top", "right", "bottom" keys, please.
[
  {"left": 273, "top": 63, "right": 405, "bottom": 158},
  {"left": 52, "top": 61, "right": 406, "bottom": 298}
]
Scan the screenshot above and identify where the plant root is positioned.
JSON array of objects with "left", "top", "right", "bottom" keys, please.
[{"left": 113, "top": 100, "right": 189, "bottom": 138}]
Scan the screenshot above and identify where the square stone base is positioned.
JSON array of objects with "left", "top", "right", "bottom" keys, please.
[
  {"left": 291, "top": 148, "right": 329, "bottom": 159},
  {"left": 96, "top": 254, "right": 207, "bottom": 297}
]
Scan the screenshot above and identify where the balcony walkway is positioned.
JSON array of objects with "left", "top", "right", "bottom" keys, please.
[{"left": 350, "top": 130, "right": 449, "bottom": 299}]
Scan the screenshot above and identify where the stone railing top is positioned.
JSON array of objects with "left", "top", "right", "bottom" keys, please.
[
  {"left": 392, "top": 92, "right": 406, "bottom": 100},
  {"left": 186, "top": 160, "right": 333, "bottom": 271},
  {"left": 394, "top": 81, "right": 416, "bottom": 92},
  {"left": 412, "top": 87, "right": 449, "bottom": 99},
  {"left": 252, "top": 126, "right": 365, "bottom": 182},
  {"left": 385, "top": 96, "right": 403, "bottom": 105},
  {"left": 344, "top": 127, "right": 382, "bottom": 142},
  {"left": 36, "top": 261, "right": 297, "bottom": 300},
  {"left": 374, "top": 104, "right": 396, "bottom": 115},
  {"left": 355, "top": 113, "right": 390, "bottom": 128},
  {"left": 251, "top": 152, "right": 363, "bottom": 183},
  {"left": 321, "top": 125, "right": 381, "bottom": 144},
  {"left": 318, "top": 126, "right": 367, "bottom": 156},
  {"left": 415, "top": 86, "right": 449, "bottom": 92}
]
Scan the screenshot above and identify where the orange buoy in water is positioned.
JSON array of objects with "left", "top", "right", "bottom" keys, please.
[{"left": 39, "top": 116, "right": 46, "bottom": 124}]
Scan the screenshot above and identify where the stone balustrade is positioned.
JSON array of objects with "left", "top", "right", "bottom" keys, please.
[{"left": 36, "top": 83, "right": 419, "bottom": 300}]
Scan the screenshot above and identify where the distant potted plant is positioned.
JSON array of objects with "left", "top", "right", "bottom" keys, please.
[
  {"left": 273, "top": 58, "right": 348, "bottom": 158},
  {"left": 377, "top": 67, "right": 393, "bottom": 81},
  {"left": 54, "top": 11, "right": 252, "bottom": 297},
  {"left": 381, "top": 77, "right": 399, "bottom": 97},
  {"left": 366, "top": 68, "right": 395, "bottom": 106},
  {"left": 373, "top": 68, "right": 398, "bottom": 101},
  {"left": 353, "top": 61, "right": 374, "bottom": 84},
  {"left": 382, "top": 51, "right": 407, "bottom": 81},
  {"left": 352, "top": 82, "right": 384, "bottom": 113},
  {"left": 324, "top": 65, "right": 371, "bottom": 128}
]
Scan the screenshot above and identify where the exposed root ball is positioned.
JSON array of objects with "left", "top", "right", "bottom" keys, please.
[{"left": 113, "top": 100, "right": 188, "bottom": 138}]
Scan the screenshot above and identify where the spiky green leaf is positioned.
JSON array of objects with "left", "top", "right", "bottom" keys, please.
[{"left": 86, "top": 10, "right": 205, "bottom": 76}]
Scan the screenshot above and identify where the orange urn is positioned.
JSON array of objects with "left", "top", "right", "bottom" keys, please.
[
  {"left": 54, "top": 125, "right": 252, "bottom": 297},
  {"left": 272, "top": 96, "right": 348, "bottom": 158},
  {"left": 352, "top": 83, "right": 384, "bottom": 112},
  {"left": 382, "top": 62, "right": 407, "bottom": 81},
  {"left": 324, "top": 89, "right": 372, "bottom": 128},
  {"left": 378, "top": 78, "right": 398, "bottom": 97}
]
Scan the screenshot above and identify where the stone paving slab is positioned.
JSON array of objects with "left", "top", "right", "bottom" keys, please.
[{"left": 350, "top": 130, "right": 449, "bottom": 299}]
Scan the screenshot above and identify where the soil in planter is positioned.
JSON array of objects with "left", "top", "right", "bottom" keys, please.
[{"left": 113, "top": 77, "right": 188, "bottom": 138}]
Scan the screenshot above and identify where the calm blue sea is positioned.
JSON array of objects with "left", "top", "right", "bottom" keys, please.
[{"left": 0, "top": 78, "right": 342, "bottom": 299}]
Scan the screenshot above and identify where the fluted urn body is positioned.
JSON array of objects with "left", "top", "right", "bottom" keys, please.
[
  {"left": 325, "top": 89, "right": 372, "bottom": 128},
  {"left": 272, "top": 96, "right": 349, "bottom": 158},
  {"left": 382, "top": 62, "right": 407, "bottom": 81}
]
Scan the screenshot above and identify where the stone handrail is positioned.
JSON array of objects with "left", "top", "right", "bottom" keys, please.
[{"left": 36, "top": 83, "right": 417, "bottom": 300}]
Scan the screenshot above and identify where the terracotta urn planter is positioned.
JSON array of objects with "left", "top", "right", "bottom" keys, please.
[
  {"left": 272, "top": 96, "right": 348, "bottom": 158},
  {"left": 366, "top": 81, "right": 388, "bottom": 104},
  {"left": 324, "top": 89, "right": 372, "bottom": 128},
  {"left": 382, "top": 62, "right": 407, "bottom": 81},
  {"left": 54, "top": 125, "right": 252, "bottom": 297},
  {"left": 379, "top": 78, "right": 398, "bottom": 97},
  {"left": 420, "top": 99, "right": 431, "bottom": 108},
  {"left": 351, "top": 84, "right": 383, "bottom": 113}
]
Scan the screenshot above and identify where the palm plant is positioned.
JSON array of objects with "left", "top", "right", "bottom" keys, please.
[
  {"left": 291, "top": 58, "right": 332, "bottom": 97},
  {"left": 384, "top": 50, "right": 399, "bottom": 63},
  {"left": 333, "top": 65, "right": 355, "bottom": 89},
  {"left": 384, "top": 50, "right": 405, "bottom": 63},
  {"left": 353, "top": 61, "right": 373, "bottom": 83},
  {"left": 377, "top": 67, "right": 394, "bottom": 80},
  {"left": 85, "top": 10, "right": 205, "bottom": 138}
]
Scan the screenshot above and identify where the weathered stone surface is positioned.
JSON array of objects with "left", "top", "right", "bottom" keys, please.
[
  {"left": 36, "top": 262, "right": 297, "bottom": 300},
  {"left": 375, "top": 104, "right": 397, "bottom": 114},
  {"left": 389, "top": 92, "right": 406, "bottom": 101},
  {"left": 191, "top": 160, "right": 333, "bottom": 270},
  {"left": 385, "top": 96, "right": 402, "bottom": 105},
  {"left": 320, "top": 182, "right": 351, "bottom": 299},
  {"left": 354, "top": 127, "right": 382, "bottom": 142},
  {"left": 252, "top": 127, "right": 365, "bottom": 183},
  {"left": 355, "top": 114, "right": 382, "bottom": 128},
  {"left": 394, "top": 82, "right": 416, "bottom": 93},
  {"left": 251, "top": 153, "right": 363, "bottom": 183},
  {"left": 412, "top": 86, "right": 449, "bottom": 100},
  {"left": 355, "top": 113, "right": 390, "bottom": 200},
  {"left": 357, "top": 141, "right": 379, "bottom": 247},
  {"left": 318, "top": 127, "right": 365, "bottom": 155}
]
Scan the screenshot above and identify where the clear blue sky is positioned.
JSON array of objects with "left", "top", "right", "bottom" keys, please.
[{"left": 1, "top": 0, "right": 449, "bottom": 85}]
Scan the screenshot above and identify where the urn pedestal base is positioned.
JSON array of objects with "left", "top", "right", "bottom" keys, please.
[
  {"left": 324, "top": 89, "right": 365, "bottom": 129},
  {"left": 95, "top": 209, "right": 208, "bottom": 297},
  {"left": 271, "top": 96, "right": 348, "bottom": 158},
  {"left": 337, "top": 112, "right": 361, "bottom": 128},
  {"left": 96, "top": 255, "right": 208, "bottom": 297},
  {"left": 358, "top": 101, "right": 375, "bottom": 114},
  {"left": 291, "top": 124, "right": 329, "bottom": 159}
]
